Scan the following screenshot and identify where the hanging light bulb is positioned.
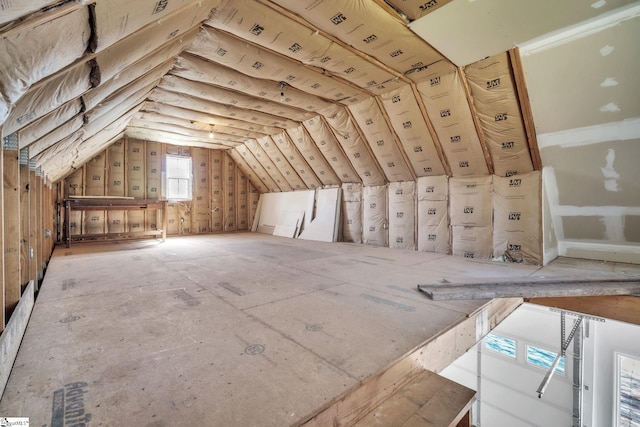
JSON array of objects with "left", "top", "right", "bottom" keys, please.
[{"left": 209, "top": 125, "right": 214, "bottom": 139}]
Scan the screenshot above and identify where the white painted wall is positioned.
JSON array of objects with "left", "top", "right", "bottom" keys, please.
[
  {"left": 589, "top": 317, "right": 640, "bottom": 427},
  {"left": 441, "top": 303, "right": 640, "bottom": 427}
]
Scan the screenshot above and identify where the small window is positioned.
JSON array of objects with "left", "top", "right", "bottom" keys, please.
[
  {"left": 485, "top": 334, "right": 516, "bottom": 358},
  {"left": 526, "top": 345, "right": 565, "bottom": 374},
  {"left": 166, "top": 155, "right": 192, "bottom": 200}
]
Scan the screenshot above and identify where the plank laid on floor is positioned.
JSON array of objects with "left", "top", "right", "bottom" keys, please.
[
  {"left": 353, "top": 370, "right": 475, "bottom": 427},
  {"left": 417, "top": 278, "right": 640, "bottom": 301}
]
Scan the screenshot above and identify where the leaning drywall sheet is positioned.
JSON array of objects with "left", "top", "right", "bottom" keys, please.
[
  {"left": 255, "top": 136, "right": 307, "bottom": 191},
  {"left": 388, "top": 181, "right": 416, "bottom": 250},
  {"left": 0, "top": 6, "right": 90, "bottom": 123},
  {"left": 379, "top": 84, "right": 446, "bottom": 177},
  {"left": 449, "top": 175, "right": 493, "bottom": 227},
  {"left": 348, "top": 97, "right": 414, "bottom": 182},
  {"left": 256, "top": 191, "right": 315, "bottom": 236},
  {"left": 363, "top": 185, "right": 388, "bottom": 246},
  {"left": 493, "top": 171, "right": 542, "bottom": 264},
  {"left": 210, "top": 150, "right": 224, "bottom": 232},
  {"left": 189, "top": 26, "right": 368, "bottom": 105},
  {"left": 465, "top": 52, "right": 534, "bottom": 177},
  {"left": 271, "top": 0, "right": 443, "bottom": 76},
  {"left": 3, "top": 61, "right": 93, "bottom": 136},
  {"left": 95, "top": 4, "right": 203, "bottom": 81},
  {"left": 207, "top": 0, "right": 396, "bottom": 93},
  {"left": 341, "top": 183, "right": 363, "bottom": 243},
  {"left": 322, "top": 107, "right": 386, "bottom": 187},
  {"left": 451, "top": 225, "right": 493, "bottom": 259},
  {"left": 270, "top": 132, "right": 322, "bottom": 189},
  {"left": 285, "top": 125, "right": 341, "bottom": 186},
  {"left": 299, "top": 188, "right": 342, "bottom": 243},
  {"left": 415, "top": 60, "right": 489, "bottom": 176},
  {"left": 18, "top": 99, "right": 83, "bottom": 150},
  {"left": 244, "top": 140, "right": 293, "bottom": 192},
  {"left": 301, "top": 116, "right": 359, "bottom": 184},
  {"left": 417, "top": 175, "right": 450, "bottom": 254}
]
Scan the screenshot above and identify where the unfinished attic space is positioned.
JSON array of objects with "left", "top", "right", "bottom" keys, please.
[{"left": 1, "top": 0, "right": 639, "bottom": 425}]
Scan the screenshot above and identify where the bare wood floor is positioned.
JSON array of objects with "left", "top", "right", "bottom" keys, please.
[{"left": 1, "top": 233, "right": 637, "bottom": 426}]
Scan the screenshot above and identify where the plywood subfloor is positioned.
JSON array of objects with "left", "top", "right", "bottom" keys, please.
[{"left": 1, "top": 233, "right": 637, "bottom": 426}]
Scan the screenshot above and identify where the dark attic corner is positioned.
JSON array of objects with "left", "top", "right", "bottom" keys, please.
[{"left": 0, "top": 0, "right": 638, "bottom": 426}]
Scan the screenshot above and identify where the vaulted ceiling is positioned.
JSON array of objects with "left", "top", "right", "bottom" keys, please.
[{"left": 1, "top": 0, "right": 639, "bottom": 262}]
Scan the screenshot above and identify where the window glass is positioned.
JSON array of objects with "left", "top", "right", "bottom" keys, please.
[
  {"left": 527, "top": 345, "right": 565, "bottom": 374},
  {"left": 485, "top": 334, "right": 517, "bottom": 358},
  {"left": 166, "top": 156, "right": 192, "bottom": 200}
]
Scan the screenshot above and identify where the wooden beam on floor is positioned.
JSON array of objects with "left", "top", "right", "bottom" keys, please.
[
  {"left": 417, "top": 278, "right": 640, "bottom": 301},
  {"left": 526, "top": 295, "right": 640, "bottom": 326}
]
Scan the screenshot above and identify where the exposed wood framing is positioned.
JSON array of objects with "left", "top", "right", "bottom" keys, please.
[
  {"left": 19, "top": 150, "right": 30, "bottom": 289},
  {"left": 28, "top": 169, "right": 38, "bottom": 285},
  {"left": 527, "top": 296, "right": 640, "bottom": 326},
  {"left": 35, "top": 170, "right": 43, "bottom": 279},
  {"left": 352, "top": 370, "right": 475, "bottom": 427},
  {"left": 3, "top": 146, "right": 20, "bottom": 321},
  {"left": 509, "top": 48, "right": 542, "bottom": 170}
]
